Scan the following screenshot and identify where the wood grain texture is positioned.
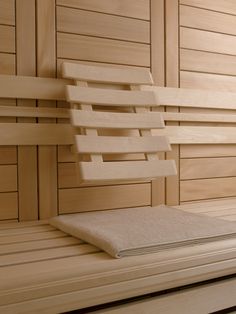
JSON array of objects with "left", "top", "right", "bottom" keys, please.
[
  {"left": 181, "top": 144, "right": 236, "bottom": 158},
  {"left": 181, "top": 177, "right": 236, "bottom": 201},
  {"left": 59, "top": 183, "right": 150, "bottom": 213},
  {"left": 180, "top": 157, "right": 236, "bottom": 180},
  {"left": 0, "top": 165, "right": 17, "bottom": 192},
  {"left": 180, "top": 49, "right": 236, "bottom": 76},
  {"left": 57, "top": 33, "right": 150, "bottom": 66},
  {"left": 0, "top": 192, "right": 18, "bottom": 220},
  {"left": 180, "top": 5, "right": 236, "bottom": 36},
  {"left": 180, "top": 0, "right": 236, "bottom": 15},
  {"left": 0, "top": 0, "right": 15, "bottom": 25},
  {"left": 57, "top": 0, "right": 150, "bottom": 20},
  {"left": 0, "top": 25, "right": 15, "bottom": 53},
  {"left": 0, "top": 53, "right": 15, "bottom": 74},
  {"left": 0, "top": 147, "right": 17, "bottom": 164},
  {"left": 57, "top": 6, "right": 149, "bottom": 43},
  {"left": 180, "top": 27, "right": 236, "bottom": 55}
]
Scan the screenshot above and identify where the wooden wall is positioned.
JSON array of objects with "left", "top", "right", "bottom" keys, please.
[{"left": 179, "top": 0, "right": 236, "bottom": 203}]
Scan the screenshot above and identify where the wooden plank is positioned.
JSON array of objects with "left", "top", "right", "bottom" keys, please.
[
  {"left": 79, "top": 160, "right": 176, "bottom": 184},
  {"left": 71, "top": 110, "right": 164, "bottom": 129},
  {"left": 0, "top": 147, "right": 17, "bottom": 164},
  {"left": 0, "top": 75, "right": 68, "bottom": 101},
  {"left": 56, "top": 0, "right": 150, "bottom": 20},
  {"left": 16, "top": 0, "right": 38, "bottom": 222},
  {"left": 0, "top": 124, "right": 73, "bottom": 145},
  {"left": 181, "top": 177, "right": 236, "bottom": 201},
  {"left": 150, "top": 0, "right": 165, "bottom": 205},
  {"left": 180, "top": 0, "right": 236, "bottom": 15},
  {"left": 67, "top": 85, "right": 157, "bottom": 106},
  {"left": 0, "top": 105, "right": 69, "bottom": 118},
  {"left": 0, "top": 0, "right": 15, "bottom": 25},
  {"left": 180, "top": 49, "right": 236, "bottom": 76},
  {"left": 75, "top": 135, "right": 170, "bottom": 154},
  {"left": 181, "top": 71, "right": 236, "bottom": 93},
  {"left": 0, "top": 165, "right": 17, "bottom": 192},
  {"left": 0, "top": 25, "right": 15, "bottom": 53},
  {"left": 0, "top": 225, "right": 55, "bottom": 236},
  {"left": 0, "top": 53, "right": 15, "bottom": 74},
  {"left": 37, "top": 0, "right": 57, "bottom": 220},
  {"left": 62, "top": 62, "right": 153, "bottom": 85},
  {"left": 180, "top": 5, "right": 236, "bottom": 36},
  {"left": 57, "top": 33, "right": 150, "bottom": 67},
  {"left": 180, "top": 27, "right": 236, "bottom": 55},
  {"left": 57, "top": 7, "right": 149, "bottom": 44},
  {"left": 59, "top": 183, "right": 151, "bottom": 213},
  {"left": 0, "top": 192, "right": 17, "bottom": 220},
  {"left": 165, "top": 0, "right": 179, "bottom": 206},
  {"left": 180, "top": 157, "right": 236, "bottom": 180},
  {"left": 181, "top": 144, "right": 236, "bottom": 158},
  {"left": 163, "top": 111, "right": 236, "bottom": 123}
]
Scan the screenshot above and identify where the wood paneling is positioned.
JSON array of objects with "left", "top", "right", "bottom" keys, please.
[
  {"left": 0, "top": 0, "right": 15, "bottom": 26},
  {"left": 0, "top": 53, "right": 15, "bottom": 74},
  {"left": 180, "top": 5, "right": 236, "bottom": 36},
  {"left": 181, "top": 145, "right": 236, "bottom": 158},
  {"left": 59, "top": 183, "right": 150, "bottom": 213},
  {"left": 180, "top": 27, "right": 236, "bottom": 55},
  {"left": 180, "top": 49, "right": 236, "bottom": 76},
  {"left": 57, "top": 0, "right": 150, "bottom": 20},
  {"left": 180, "top": 157, "right": 236, "bottom": 180},
  {"left": 0, "top": 147, "right": 17, "bottom": 164},
  {"left": 0, "top": 25, "right": 15, "bottom": 53},
  {"left": 181, "top": 71, "right": 236, "bottom": 92},
  {"left": 0, "top": 192, "right": 18, "bottom": 220},
  {"left": 0, "top": 165, "right": 17, "bottom": 192},
  {"left": 57, "top": 33, "right": 150, "bottom": 66},
  {"left": 57, "top": 7, "right": 149, "bottom": 43},
  {"left": 181, "top": 177, "right": 236, "bottom": 202},
  {"left": 180, "top": 0, "right": 236, "bottom": 15}
]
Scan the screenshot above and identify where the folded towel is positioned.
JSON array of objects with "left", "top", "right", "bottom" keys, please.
[{"left": 50, "top": 205, "right": 236, "bottom": 258}]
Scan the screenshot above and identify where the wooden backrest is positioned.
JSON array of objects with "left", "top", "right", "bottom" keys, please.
[{"left": 62, "top": 62, "right": 177, "bottom": 184}]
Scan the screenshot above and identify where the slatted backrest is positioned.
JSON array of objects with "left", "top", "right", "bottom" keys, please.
[{"left": 62, "top": 62, "right": 177, "bottom": 184}]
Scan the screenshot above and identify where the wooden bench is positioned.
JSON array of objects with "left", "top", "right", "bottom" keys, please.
[{"left": 0, "top": 63, "right": 236, "bottom": 313}]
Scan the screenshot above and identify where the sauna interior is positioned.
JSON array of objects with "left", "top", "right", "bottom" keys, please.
[{"left": 0, "top": 0, "right": 236, "bottom": 313}]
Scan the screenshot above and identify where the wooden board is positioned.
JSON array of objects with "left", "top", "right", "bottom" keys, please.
[
  {"left": 0, "top": 165, "right": 17, "bottom": 192},
  {"left": 0, "top": 192, "right": 18, "bottom": 220},
  {"left": 0, "top": 147, "right": 17, "bottom": 164},
  {"left": 0, "top": 0, "right": 15, "bottom": 25},
  {"left": 59, "top": 183, "right": 151, "bottom": 213},
  {"left": 56, "top": 0, "right": 150, "bottom": 20},
  {"left": 180, "top": 157, "right": 236, "bottom": 180},
  {"left": 180, "top": 49, "right": 236, "bottom": 76},
  {"left": 57, "top": 33, "right": 150, "bottom": 67},
  {"left": 181, "top": 177, "right": 236, "bottom": 202},
  {"left": 180, "top": 0, "right": 236, "bottom": 15},
  {"left": 0, "top": 53, "right": 15, "bottom": 75},
  {"left": 0, "top": 25, "right": 15, "bottom": 53},
  {"left": 181, "top": 144, "right": 236, "bottom": 159},
  {"left": 57, "top": 6, "right": 149, "bottom": 43}
]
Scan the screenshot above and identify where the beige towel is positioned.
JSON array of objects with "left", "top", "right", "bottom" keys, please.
[{"left": 50, "top": 205, "right": 236, "bottom": 258}]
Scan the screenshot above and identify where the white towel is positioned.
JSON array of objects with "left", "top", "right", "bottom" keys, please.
[{"left": 50, "top": 205, "right": 236, "bottom": 258}]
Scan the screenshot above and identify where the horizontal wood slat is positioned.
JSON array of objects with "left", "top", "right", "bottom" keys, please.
[
  {"left": 56, "top": 0, "right": 150, "bottom": 20},
  {"left": 0, "top": 192, "right": 18, "bottom": 220},
  {"left": 180, "top": 0, "right": 236, "bottom": 15},
  {"left": 180, "top": 145, "right": 236, "bottom": 158},
  {"left": 180, "top": 5, "right": 236, "bottom": 36},
  {"left": 163, "top": 112, "right": 236, "bottom": 123},
  {"left": 57, "top": 7, "right": 150, "bottom": 43},
  {"left": 57, "top": 33, "right": 150, "bottom": 66},
  {"left": 66, "top": 86, "right": 157, "bottom": 106},
  {"left": 79, "top": 160, "right": 177, "bottom": 183},
  {"left": 75, "top": 135, "right": 171, "bottom": 154},
  {"left": 0, "top": 147, "right": 17, "bottom": 164},
  {"left": 0, "top": 75, "right": 68, "bottom": 100},
  {"left": 0, "top": 0, "right": 15, "bottom": 26},
  {"left": 0, "top": 25, "right": 15, "bottom": 53},
  {"left": 62, "top": 62, "right": 153, "bottom": 85},
  {"left": 59, "top": 183, "right": 151, "bottom": 213},
  {"left": 180, "top": 157, "right": 236, "bottom": 180},
  {"left": 0, "top": 124, "right": 73, "bottom": 145},
  {"left": 0, "top": 105, "right": 68, "bottom": 118},
  {"left": 71, "top": 110, "right": 164, "bottom": 129},
  {"left": 0, "top": 165, "right": 17, "bottom": 192},
  {"left": 180, "top": 49, "right": 236, "bottom": 76},
  {"left": 0, "top": 53, "right": 15, "bottom": 75}
]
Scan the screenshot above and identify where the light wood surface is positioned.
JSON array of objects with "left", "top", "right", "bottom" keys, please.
[
  {"left": 0, "top": 53, "right": 15, "bottom": 75},
  {"left": 0, "top": 165, "right": 17, "bottom": 192},
  {"left": 0, "top": 192, "right": 18, "bottom": 220},
  {"left": 0, "top": 25, "right": 15, "bottom": 53},
  {"left": 0, "top": 0, "right": 15, "bottom": 25},
  {"left": 57, "top": 0, "right": 150, "bottom": 20},
  {"left": 180, "top": 0, "right": 236, "bottom": 15}
]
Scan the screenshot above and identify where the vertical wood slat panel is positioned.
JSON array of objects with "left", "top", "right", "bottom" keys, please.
[
  {"left": 37, "top": 0, "right": 58, "bottom": 219},
  {"left": 0, "top": 0, "right": 15, "bottom": 25},
  {"left": 165, "top": 0, "right": 180, "bottom": 206},
  {"left": 150, "top": 0, "right": 165, "bottom": 205},
  {"left": 16, "top": 0, "right": 38, "bottom": 221}
]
